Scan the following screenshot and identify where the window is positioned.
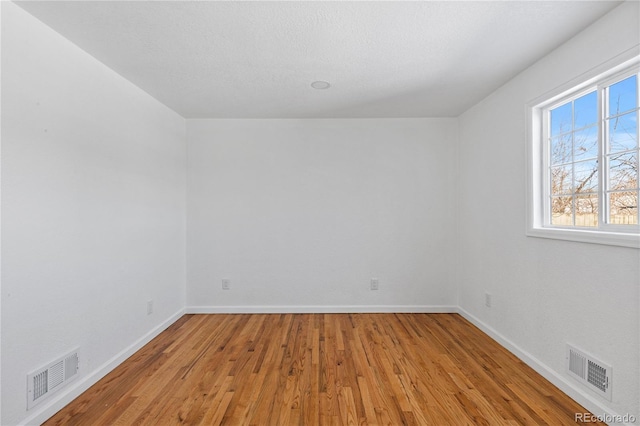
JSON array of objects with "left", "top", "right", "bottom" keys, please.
[{"left": 529, "top": 57, "right": 640, "bottom": 248}]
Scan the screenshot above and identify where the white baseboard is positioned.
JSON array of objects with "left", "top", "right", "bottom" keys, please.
[
  {"left": 457, "top": 307, "right": 635, "bottom": 426},
  {"left": 21, "top": 308, "right": 185, "bottom": 426},
  {"left": 186, "top": 305, "right": 458, "bottom": 314}
]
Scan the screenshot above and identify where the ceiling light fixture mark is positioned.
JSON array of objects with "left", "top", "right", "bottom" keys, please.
[{"left": 311, "top": 81, "right": 331, "bottom": 90}]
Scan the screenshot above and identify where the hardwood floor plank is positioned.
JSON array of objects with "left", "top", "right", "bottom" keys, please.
[{"left": 43, "top": 314, "right": 605, "bottom": 425}]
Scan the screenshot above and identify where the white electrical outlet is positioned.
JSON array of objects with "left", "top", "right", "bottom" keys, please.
[
  {"left": 485, "top": 293, "right": 492, "bottom": 308},
  {"left": 147, "top": 300, "right": 153, "bottom": 315},
  {"left": 370, "top": 278, "right": 379, "bottom": 290},
  {"left": 222, "top": 279, "right": 230, "bottom": 290}
]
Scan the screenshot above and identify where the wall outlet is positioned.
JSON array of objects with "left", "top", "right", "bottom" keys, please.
[
  {"left": 147, "top": 300, "right": 153, "bottom": 315},
  {"left": 485, "top": 293, "right": 492, "bottom": 308},
  {"left": 370, "top": 278, "right": 379, "bottom": 290},
  {"left": 222, "top": 279, "right": 230, "bottom": 290}
]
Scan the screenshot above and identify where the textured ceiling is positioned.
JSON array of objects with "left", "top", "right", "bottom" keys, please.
[{"left": 15, "top": 1, "right": 622, "bottom": 118}]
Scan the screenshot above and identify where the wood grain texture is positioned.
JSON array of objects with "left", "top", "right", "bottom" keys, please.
[{"left": 44, "top": 314, "right": 603, "bottom": 425}]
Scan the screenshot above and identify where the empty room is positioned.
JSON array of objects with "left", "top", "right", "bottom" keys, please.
[{"left": 2, "top": 1, "right": 639, "bottom": 425}]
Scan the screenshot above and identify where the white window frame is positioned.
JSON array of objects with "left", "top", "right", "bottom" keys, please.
[{"left": 527, "top": 52, "right": 640, "bottom": 249}]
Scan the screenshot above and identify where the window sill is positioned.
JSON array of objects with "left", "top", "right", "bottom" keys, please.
[{"left": 527, "top": 227, "right": 640, "bottom": 249}]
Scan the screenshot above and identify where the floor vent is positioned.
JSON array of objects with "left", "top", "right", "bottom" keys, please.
[
  {"left": 566, "top": 344, "right": 612, "bottom": 401},
  {"left": 27, "top": 348, "right": 80, "bottom": 410}
]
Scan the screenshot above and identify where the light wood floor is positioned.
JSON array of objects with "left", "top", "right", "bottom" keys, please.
[{"left": 44, "top": 314, "right": 602, "bottom": 425}]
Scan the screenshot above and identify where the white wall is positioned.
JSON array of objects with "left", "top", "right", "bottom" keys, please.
[
  {"left": 187, "top": 119, "right": 457, "bottom": 311},
  {"left": 1, "top": 3, "right": 186, "bottom": 425},
  {"left": 457, "top": 1, "right": 639, "bottom": 420}
]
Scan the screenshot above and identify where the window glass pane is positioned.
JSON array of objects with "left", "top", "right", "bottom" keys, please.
[
  {"left": 608, "top": 111, "right": 638, "bottom": 153},
  {"left": 551, "top": 165, "right": 572, "bottom": 195},
  {"left": 574, "top": 160, "right": 598, "bottom": 193},
  {"left": 574, "top": 91, "right": 597, "bottom": 129},
  {"left": 551, "top": 102, "right": 572, "bottom": 137},
  {"left": 551, "top": 196, "right": 573, "bottom": 225},
  {"left": 573, "top": 125, "right": 598, "bottom": 160},
  {"left": 550, "top": 134, "right": 572, "bottom": 165},
  {"left": 609, "top": 191, "right": 638, "bottom": 225},
  {"left": 608, "top": 152, "right": 638, "bottom": 190},
  {"left": 608, "top": 75, "right": 637, "bottom": 117},
  {"left": 575, "top": 194, "right": 598, "bottom": 227}
]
